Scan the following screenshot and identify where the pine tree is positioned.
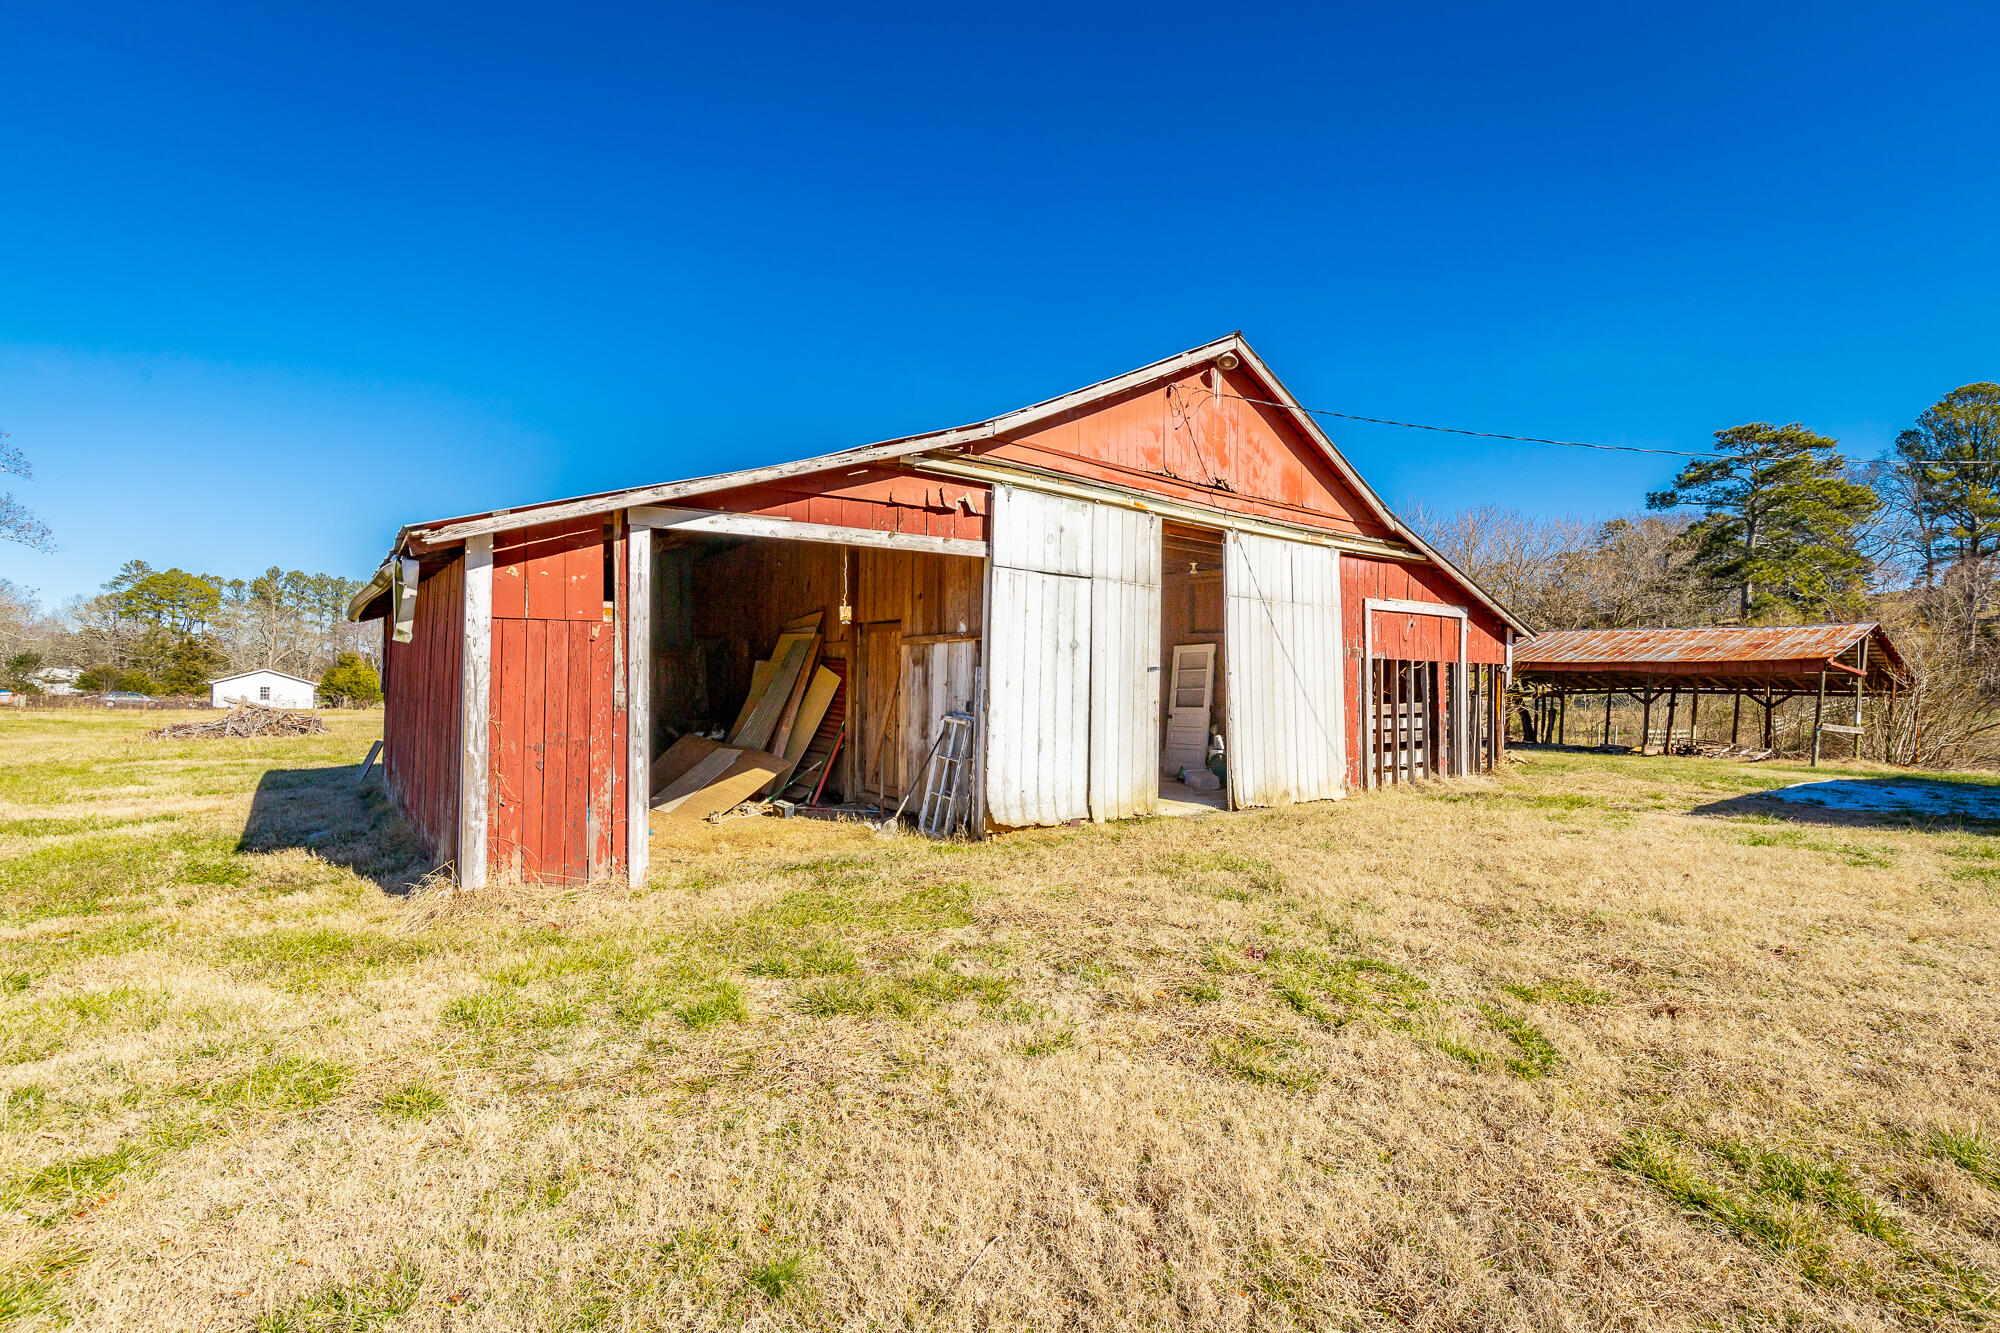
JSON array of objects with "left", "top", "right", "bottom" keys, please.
[{"left": 1647, "top": 422, "right": 1880, "bottom": 622}]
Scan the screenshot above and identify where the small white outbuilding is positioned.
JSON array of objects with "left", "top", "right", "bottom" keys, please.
[{"left": 209, "top": 669, "right": 319, "bottom": 710}]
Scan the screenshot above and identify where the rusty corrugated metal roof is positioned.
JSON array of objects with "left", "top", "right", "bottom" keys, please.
[{"left": 1517, "top": 623, "right": 1900, "bottom": 673}]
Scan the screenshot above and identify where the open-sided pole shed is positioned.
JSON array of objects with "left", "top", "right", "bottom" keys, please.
[
  {"left": 1512, "top": 623, "right": 1906, "bottom": 762},
  {"left": 350, "top": 334, "right": 1530, "bottom": 885}
]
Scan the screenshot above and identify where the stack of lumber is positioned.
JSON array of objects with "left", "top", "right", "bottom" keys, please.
[
  {"left": 649, "top": 613, "right": 845, "bottom": 828},
  {"left": 148, "top": 704, "right": 329, "bottom": 740}
]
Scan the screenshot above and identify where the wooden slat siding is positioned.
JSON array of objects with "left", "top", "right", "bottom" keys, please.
[
  {"left": 522, "top": 618, "right": 546, "bottom": 877},
  {"left": 988, "top": 363, "right": 1397, "bottom": 543},
  {"left": 901, "top": 640, "right": 978, "bottom": 792},
  {"left": 588, "top": 621, "right": 614, "bottom": 878},
  {"left": 1087, "top": 503, "right": 1162, "bottom": 820},
  {"left": 541, "top": 618, "right": 568, "bottom": 877},
  {"left": 984, "top": 485, "right": 1094, "bottom": 827},
  {"left": 656, "top": 469, "right": 990, "bottom": 543},
  {"left": 1339, "top": 554, "right": 1508, "bottom": 787},
  {"left": 564, "top": 623, "right": 590, "bottom": 878},
  {"left": 1223, "top": 533, "right": 1344, "bottom": 809},
  {"left": 382, "top": 555, "right": 464, "bottom": 863},
  {"left": 493, "top": 617, "right": 525, "bottom": 877}
]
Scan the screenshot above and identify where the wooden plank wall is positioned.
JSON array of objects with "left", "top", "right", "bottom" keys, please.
[
  {"left": 382, "top": 555, "right": 464, "bottom": 862},
  {"left": 986, "top": 363, "right": 1397, "bottom": 542},
  {"left": 691, "top": 467, "right": 988, "bottom": 542},
  {"left": 490, "top": 517, "right": 627, "bottom": 883},
  {"left": 685, "top": 538, "right": 984, "bottom": 804},
  {"left": 1341, "top": 553, "right": 1508, "bottom": 788}
]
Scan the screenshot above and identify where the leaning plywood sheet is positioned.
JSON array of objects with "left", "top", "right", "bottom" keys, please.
[
  {"left": 731, "top": 632, "right": 813, "bottom": 750},
  {"left": 649, "top": 735, "right": 739, "bottom": 805},
  {"left": 762, "top": 666, "right": 839, "bottom": 796},
  {"left": 783, "top": 610, "right": 824, "bottom": 634},
  {"left": 728, "top": 660, "right": 778, "bottom": 737},
  {"left": 768, "top": 635, "right": 824, "bottom": 755},
  {"left": 650, "top": 748, "right": 788, "bottom": 828}
]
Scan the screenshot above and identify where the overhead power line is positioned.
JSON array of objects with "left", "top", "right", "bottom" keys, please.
[{"left": 1202, "top": 388, "right": 2000, "bottom": 470}]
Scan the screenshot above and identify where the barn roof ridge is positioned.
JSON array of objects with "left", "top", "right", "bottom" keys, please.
[{"left": 349, "top": 333, "right": 1530, "bottom": 635}]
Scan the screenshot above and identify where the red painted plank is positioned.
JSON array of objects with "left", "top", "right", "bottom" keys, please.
[
  {"left": 563, "top": 538, "right": 599, "bottom": 623},
  {"left": 494, "top": 618, "right": 525, "bottom": 877},
  {"left": 527, "top": 617, "right": 552, "bottom": 879},
  {"left": 589, "top": 621, "right": 614, "bottom": 878},
  {"left": 563, "top": 624, "right": 591, "bottom": 882}
]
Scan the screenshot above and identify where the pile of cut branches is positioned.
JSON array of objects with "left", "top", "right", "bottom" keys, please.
[{"left": 148, "top": 703, "right": 328, "bottom": 740}]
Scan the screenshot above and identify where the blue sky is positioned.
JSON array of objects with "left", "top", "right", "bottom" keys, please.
[{"left": 3, "top": 1, "right": 1996, "bottom": 605}]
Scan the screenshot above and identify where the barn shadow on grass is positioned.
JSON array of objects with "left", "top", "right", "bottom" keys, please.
[
  {"left": 1695, "top": 776, "right": 2000, "bottom": 835},
  {"left": 237, "top": 765, "right": 438, "bottom": 892}
]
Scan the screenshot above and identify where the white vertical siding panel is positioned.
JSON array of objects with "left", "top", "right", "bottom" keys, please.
[{"left": 1086, "top": 503, "right": 1161, "bottom": 820}]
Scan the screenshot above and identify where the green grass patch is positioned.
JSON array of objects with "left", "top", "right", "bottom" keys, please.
[
  {"left": 1254, "top": 946, "right": 1426, "bottom": 1029},
  {"left": 256, "top": 1259, "right": 422, "bottom": 1332},
  {"left": 224, "top": 927, "right": 429, "bottom": 990},
  {"left": 744, "top": 1252, "right": 806, "bottom": 1303},
  {"left": 675, "top": 981, "right": 747, "bottom": 1030},
  {"left": 379, "top": 1082, "right": 446, "bottom": 1120},
  {"left": 1208, "top": 1031, "right": 1320, "bottom": 1091},
  {"left": 183, "top": 1055, "right": 349, "bottom": 1111},
  {"left": 1925, "top": 1125, "right": 2000, "bottom": 1191},
  {"left": 743, "top": 940, "right": 859, "bottom": 979},
  {"left": 1476, "top": 1003, "right": 1562, "bottom": 1077}
]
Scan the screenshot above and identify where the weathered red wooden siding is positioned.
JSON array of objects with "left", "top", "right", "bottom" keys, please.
[
  {"left": 979, "top": 363, "right": 1396, "bottom": 541},
  {"left": 490, "top": 517, "right": 626, "bottom": 884},
  {"left": 382, "top": 556, "right": 464, "bottom": 862},
  {"left": 693, "top": 468, "right": 988, "bottom": 541},
  {"left": 1340, "top": 554, "right": 1508, "bottom": 785}
]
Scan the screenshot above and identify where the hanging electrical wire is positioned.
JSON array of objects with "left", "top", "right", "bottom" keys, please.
[{"left": 1197, "top": 387, "right": 2000, "bottom": 470}]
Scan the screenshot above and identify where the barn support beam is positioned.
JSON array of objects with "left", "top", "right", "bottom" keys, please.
[
  {"left": 1603, "top": 690, "right": 1613, "bottom": 746},
  {"left": 1731, "top": 692, "right": 1742, "bottom": 747},
  {"left": 625, "top": 522, "right": 652, "bottom": 886},
  {"left": 457, "top": 533, "right": 494, "bottom": 890},
  {"left": 1811, "top": 669, "right": 1826, "bottom": 766}
]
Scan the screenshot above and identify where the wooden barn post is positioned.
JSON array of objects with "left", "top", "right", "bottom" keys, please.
[
  {"left": 1810, "top": 668, "right": 1826, "bottom": 766},
  {"left": 1664, "top": 687, "right": 1678, "bottom": 756},
  {"left": 1763, "top": 683, "right": 1775, "bottom": 750},
  {"left": 1602, "top": 690, "right": 1613, "bottom": 745},
  {"left": 1731, "top": 692, "right": 1742, "bottom": 747},
  {"left": 1640, "top": 692, "right": 1654, "bottom": 754},
  {"left": 458, "top": 532, "right": 494, "bottom": 889},
  {"left": 625, "top": 521, "right": 651, "bottom": 886},
  {"left": 1689, "top": 689, "right": 1702, "bottom": 748},
  {"left": 1854, "top": 638, "right": 1867, "bottom": 758}
]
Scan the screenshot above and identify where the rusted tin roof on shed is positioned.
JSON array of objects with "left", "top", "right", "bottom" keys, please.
[{"left": 1515, "top": 622, "right": 1905, "bottom": 690}]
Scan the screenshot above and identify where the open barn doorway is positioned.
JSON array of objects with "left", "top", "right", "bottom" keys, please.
[
  {"left": 641, "top": 531, "right": 984, "bottom": 832},
  {"left": 1159, "top": 524, "right": 1227, "bottom": 814}
]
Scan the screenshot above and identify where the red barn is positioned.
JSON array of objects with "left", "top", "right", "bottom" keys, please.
[{"left": 348, "top": 335, "right": 1529, "bottom": 885}]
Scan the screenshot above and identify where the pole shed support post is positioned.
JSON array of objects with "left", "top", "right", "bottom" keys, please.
[{"left": 1811, "top": 669, "right": 1826, "bottom": 767}]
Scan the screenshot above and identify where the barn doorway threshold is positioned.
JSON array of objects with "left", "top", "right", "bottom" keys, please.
[{"left": 1157, "top": 777, "right": 1227, "bottom": 817}]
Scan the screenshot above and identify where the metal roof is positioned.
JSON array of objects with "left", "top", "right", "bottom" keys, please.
[{"left": 1515, "top": 622, "right": 1905, "bottom": 690}]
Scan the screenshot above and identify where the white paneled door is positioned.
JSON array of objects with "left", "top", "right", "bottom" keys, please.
[{"left": 1222, "top": 532, "right": 1345, "bottom": 809}]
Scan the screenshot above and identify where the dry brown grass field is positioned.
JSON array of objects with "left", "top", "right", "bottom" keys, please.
[{"left": 1, "top": 709, "right": 1997, "bottom": 1331}]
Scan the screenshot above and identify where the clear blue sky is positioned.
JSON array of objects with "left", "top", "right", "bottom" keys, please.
[{"left": 4, "top": 1, "right": 1996, "bottom": 605}]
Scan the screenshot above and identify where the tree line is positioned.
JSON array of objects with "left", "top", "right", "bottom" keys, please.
[
  {"left": 0, "top": 562, "right": 381, "bottom": 704},
  {"left": 1421, "top": 382, "right": 2000, "bottom": 765}
]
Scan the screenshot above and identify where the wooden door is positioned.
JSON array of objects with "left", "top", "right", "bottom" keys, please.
[{"left": 1223, "top": 532, "right": 1345, "bottom": 808}]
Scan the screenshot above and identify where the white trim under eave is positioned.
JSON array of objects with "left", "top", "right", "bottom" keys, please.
[
  {"left": 626, "top": 505, "right": 988, "bottom": 557},
  {"left": 912, "top": 455, "right": 1422, "bottom": 561}
]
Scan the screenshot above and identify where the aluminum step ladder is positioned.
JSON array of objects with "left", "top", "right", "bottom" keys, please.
[{"left": 917, "top": 711, "right": 976, "bottom": 838}]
